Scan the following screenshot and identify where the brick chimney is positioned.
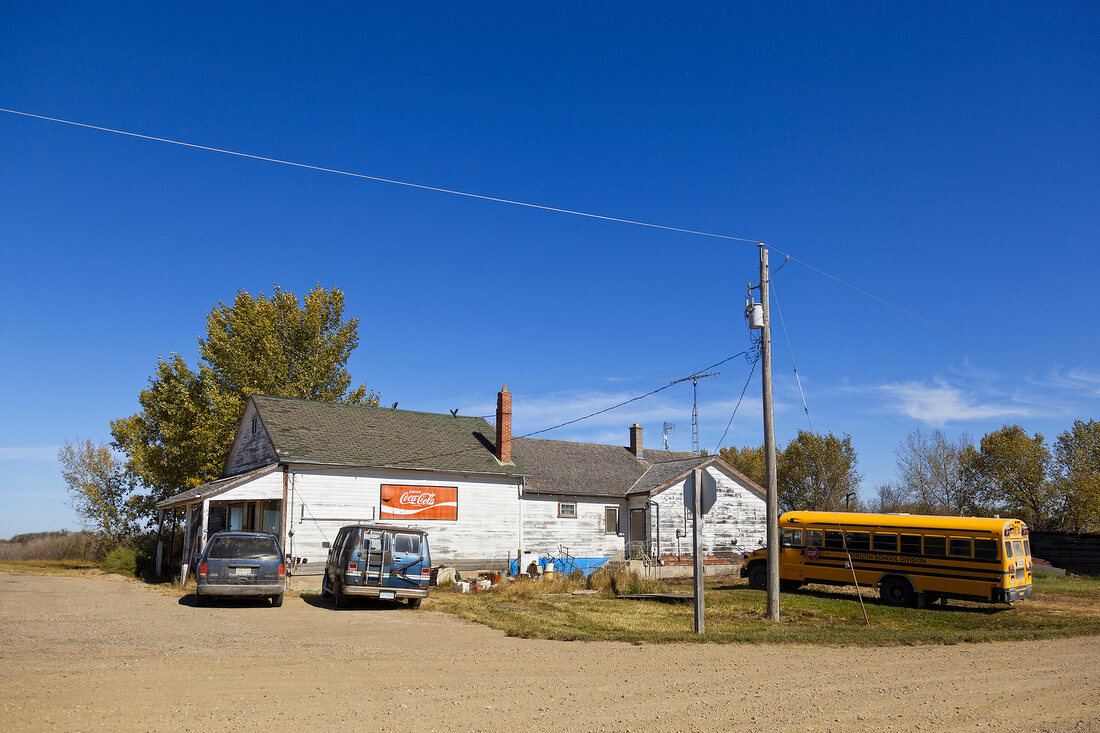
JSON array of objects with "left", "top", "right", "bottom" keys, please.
[
  {"left": 496, "top": 385, "right": 512, "bottom": 464},
  {"left": 630, "top": 423, "right": 644, "bottom": 459}
]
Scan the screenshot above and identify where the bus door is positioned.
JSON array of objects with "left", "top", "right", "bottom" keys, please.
[{"left": 780, "top": 527, "right": 807, "bottom": 580}]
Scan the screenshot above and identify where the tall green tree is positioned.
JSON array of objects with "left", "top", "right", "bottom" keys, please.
[
  {"left": 58, "top": 439, "right": 139, "bottom": 544},
  {"left": 777, "top": 430, "right": 862, "bottom": 512},
  {"left": 112, "top": 285, "right": 379, "bottom": 524},
  {"left": 1053, "top": 419, "right": 1100, "bottom": 532},
  {"left": 970, "top": 425, "right": 1056, "bottom": 529}
]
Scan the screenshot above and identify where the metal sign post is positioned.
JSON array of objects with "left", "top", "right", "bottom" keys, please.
[{"left": 686, "top": 467, "right": 716, "bottom": 634}]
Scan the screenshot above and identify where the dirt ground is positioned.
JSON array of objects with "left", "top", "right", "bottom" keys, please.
[{"left": 1, "top": 572, "right": 1098, "bottom": 732}]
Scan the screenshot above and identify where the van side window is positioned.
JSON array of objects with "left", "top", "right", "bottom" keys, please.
[
  {"left": 924, "top": 535, "right": 946, "bottom": 556},
  {"left": 900, "top": 534, "right": 922, "bottom": 554},
  {"left": 805, "top": 529, "right": 823, "bottom": 547},
  {"left": 394, "top": 533, "right": 420, "bottom": 554}
]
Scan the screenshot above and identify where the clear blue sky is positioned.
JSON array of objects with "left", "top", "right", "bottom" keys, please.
[{"left": 2, "top": 3, "right": 1098, "bottom": 538}]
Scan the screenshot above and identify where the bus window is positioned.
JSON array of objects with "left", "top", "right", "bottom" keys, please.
[
  {"left": 806, "top": 529, "right": 823, "bottom": 547},
  {"left": 1004, "top": 540, "right": 1013, "bottom": 559},
  {"left": 1012, "top": 540, "right": 1024, "bottom": 559},
  {"left": 781, "top": 528, "right": 803, "bottom": 547},
  {"left": 900, "top": 534, "right": 921, "bottom": 554},
  {"left": 845, "top": 531, "right": 870, "bottom": 551},
  {"left": 948, "top": 537, "right": 973, "bottom": 558},
  {"left": 873, "top": 533, "right": 898, "bottom": 552},
  {"left": 824, "top": 531, "right": 844, "bottom": 550},
  {"left": 1022, "top": 539, "right": 1031, "bottom": 557},
  {"left": 924, "top": 535, "right": 946, "bottom": 556},
  {"left": 974, "top": 538, "right": 997, "bottom": 560}
]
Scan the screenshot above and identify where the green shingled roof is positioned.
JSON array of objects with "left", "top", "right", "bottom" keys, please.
[{"left": 251, "top": 395, "right": 524, "bottom": 475}]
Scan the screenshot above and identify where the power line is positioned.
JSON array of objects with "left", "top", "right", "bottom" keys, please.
[
  {"left": 712, "top": 355, "right": 760, "bottom": 455},
  {"left": 4, "top": 106, "right": 1097, "bottom": 398}
]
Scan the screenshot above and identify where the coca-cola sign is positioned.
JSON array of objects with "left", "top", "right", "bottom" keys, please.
[{"left": 380, "top": 484, "right": 458, "bottom": 520}]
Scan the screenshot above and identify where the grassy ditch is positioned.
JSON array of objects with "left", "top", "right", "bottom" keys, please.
[{"left": 429, "top": 569, "right": 1100, "bottom": 646}]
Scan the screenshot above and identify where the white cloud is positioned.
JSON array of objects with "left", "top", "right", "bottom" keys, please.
[
  {"left": 872, "top": 380, "right": 1036, "bottom": 426},
  {"left": 0, "top": 446, "right": 59, "bottom": 461}
]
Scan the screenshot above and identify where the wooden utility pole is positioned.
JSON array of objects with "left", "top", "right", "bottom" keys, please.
[{"left": 760, "top": 245, "right": 780, "bottom": 621}]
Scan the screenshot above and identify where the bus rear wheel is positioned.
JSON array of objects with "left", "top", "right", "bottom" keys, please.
[{"left": 880, "top": 577, "right": 915, "bottom": 607}]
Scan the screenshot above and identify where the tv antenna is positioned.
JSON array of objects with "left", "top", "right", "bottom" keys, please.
[
  {"left": 662, "top": 422, "right": 676, "bottom": 450},
  {"left": 669, "top": 371, "right": 719, "bottom": 454}
]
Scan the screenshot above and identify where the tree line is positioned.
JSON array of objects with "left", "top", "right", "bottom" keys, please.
[
  {"left": 720, "top": 421, "right": 1100, "bottom": 532},
  {"left": 58, "top": 285, "right": 377, "bottom": 554}
]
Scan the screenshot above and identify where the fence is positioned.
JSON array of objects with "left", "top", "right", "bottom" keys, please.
[{"left": 1030, "top": 531, "right": 1100, "bottom": 576}]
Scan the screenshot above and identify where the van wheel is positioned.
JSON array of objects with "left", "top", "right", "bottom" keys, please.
[
  {"left": 748, "top": 564, "right": 767, "bottom": 591},
  {"left": 333, "top": 581, "right": 346, "bottom": 609},
  {"left": 407, "top": 598, "right": 422, "bottom": 609},
  {"left": 271, "top": 593, "right": 283, "bottom": 608},
  {"left": 880, "top": 577, "right": 915, "bottom": 607},
  {"left": 320, "top": 576, "right": 331, "bottom": 599},
  {"left": 195, "top": 593, "right": 206, "bottom": 607}
]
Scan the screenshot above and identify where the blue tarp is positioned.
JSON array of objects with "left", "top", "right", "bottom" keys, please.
[{"left": 509, "top": 557, "right": 610, "bottom": 579}]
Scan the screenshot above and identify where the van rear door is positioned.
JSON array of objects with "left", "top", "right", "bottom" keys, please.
[{"left": 388, "top": 532, "right": 429, "bottom": 588}]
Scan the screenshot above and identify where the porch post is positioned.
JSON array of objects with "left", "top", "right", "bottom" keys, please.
[
  {"left": 200, "top": 498, "right": 212, "bottom": 553},
  {"left": 179, "top": 504, "right": 192, "bottom": 585},
  {"left": 154, "top": 509, "right": 165, "bottom": 577}
]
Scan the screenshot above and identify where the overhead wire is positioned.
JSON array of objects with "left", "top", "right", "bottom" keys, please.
[{"left": 3, "top": 106, "right": 1096, "bottom": 398}]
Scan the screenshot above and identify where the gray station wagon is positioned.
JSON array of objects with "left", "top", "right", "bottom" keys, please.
[
  {"left": 321, "top": 524, "right": 431, "bottom": 608},
  {"left": 196, "top": 531, "right": 286, "bottom": 607}
]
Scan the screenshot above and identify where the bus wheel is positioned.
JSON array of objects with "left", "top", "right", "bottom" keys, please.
[
  {"left": 879, "top": 577, "right": 915, "bottom": 607},
  {"left": 748, "top": 564, "right": 767, "bottom": 591}
]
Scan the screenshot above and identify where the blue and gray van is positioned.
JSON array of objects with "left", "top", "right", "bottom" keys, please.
[{"left": 321, "top": 524, "right": 431, "bottom": 608}]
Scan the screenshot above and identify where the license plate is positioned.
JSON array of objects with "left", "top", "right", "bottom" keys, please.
[
  {"left": 234, "top": 567, "right": 254, "bottom": 576},
  {"left": 379, "top": 590, "right": 396, "bottom": 600}
]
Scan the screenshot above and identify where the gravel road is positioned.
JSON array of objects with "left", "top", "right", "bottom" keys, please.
[{"left": 1, "top": 571, "right": 1097, "bottom": 732}]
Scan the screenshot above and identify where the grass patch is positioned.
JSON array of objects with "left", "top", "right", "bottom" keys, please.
[
  {"left": 0, "top": 559, "right": 100, "bottom": 576},
  {"left": 430, "top": 572, "right": 1100, "bottom": 646},
  {"left": 1032, "top": 572, "right": 1100, "bottom": 597}
]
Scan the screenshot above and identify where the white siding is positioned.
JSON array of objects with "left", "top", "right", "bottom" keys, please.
[
  {"left": 223, "top": 400, "right": 278, "bottom": 476},
  {"left": 521, "top": 496, "right": 626, "bottom": 558},
  {"left": 281, "top": 467, "right": 523, "bottom": 572},
  {"left": 650, "top": 465, "right": 767, "bottom": 559}
]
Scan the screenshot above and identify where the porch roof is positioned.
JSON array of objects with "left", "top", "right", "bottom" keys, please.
[{"left": 157, "top": 465, "right": 281, "bottom": 510}]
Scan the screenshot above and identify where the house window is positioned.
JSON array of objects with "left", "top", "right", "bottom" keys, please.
[
  {"left": 558, "top": 502, "right": 577, "bottom": 518},
  {"left": 251, "top": 417, "right": 258, "bottom": 435},
  {"left": 604, "top": 507, "right": 619, "bottom": 534}
]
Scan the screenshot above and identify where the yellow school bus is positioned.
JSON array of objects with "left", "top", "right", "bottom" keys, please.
[{"left": 740, "top": 511, "right": 1033, "bottom": 607}]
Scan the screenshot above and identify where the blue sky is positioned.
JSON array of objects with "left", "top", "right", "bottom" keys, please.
[{"left": 2, "top": 3, "right": 1098, "bottom": 538}]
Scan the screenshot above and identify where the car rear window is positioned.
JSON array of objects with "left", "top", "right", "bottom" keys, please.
[{"left": 209, "top": 536, "right": 279, "bottom": 559}]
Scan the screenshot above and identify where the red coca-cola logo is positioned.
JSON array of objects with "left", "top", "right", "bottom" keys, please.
[{"left": 399, "top": 491, "right": 437, "bottom": 507}]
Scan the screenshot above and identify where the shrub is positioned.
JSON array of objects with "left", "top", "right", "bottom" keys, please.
[
  {"left": 100, "top": 545, "right": 138, "bottom": 577},
  {"left": 0, "top": 531, "right": 98, "bottom": 561}
]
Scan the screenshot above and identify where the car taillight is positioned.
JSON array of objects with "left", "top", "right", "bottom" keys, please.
[
  {"left": 421, "top": 567, "right": 431, "bottom": 576},
  {"left": 198, "top": 562, "right": 207, "bottom": 578},
  {"left": 278, "top": 563, "right": 286, "bottom": 578},
  {"left": 348, "top": 562, "right": 357, "bottom": 572}
]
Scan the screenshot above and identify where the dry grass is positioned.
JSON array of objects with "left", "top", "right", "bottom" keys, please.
[
  {"left": 0, "top": 532, "right": 98, "bottom": 562},
  {"left": 430, "top": 571, "right": 1100, "bottom": 646}
]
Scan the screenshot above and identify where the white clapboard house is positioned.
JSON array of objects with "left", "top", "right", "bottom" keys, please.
[{"left": 155, "top": 387, "right": 766, "bottom": 584}]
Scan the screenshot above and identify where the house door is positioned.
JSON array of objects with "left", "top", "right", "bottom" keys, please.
[{"left": 629, "top": 508, "right": 646, "bottom": 547}]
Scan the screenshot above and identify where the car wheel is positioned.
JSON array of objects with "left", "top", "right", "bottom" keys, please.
[
  {"left": 407, "top": 598, "right": 422, "bottom": 609},
  {"left": 747, "top": 564, "right": 767, "bottom": 591},
  {"left": 271, "top": 593, "right": 283, "bottom": 608},
  {"left": 880, "top": 577, "right": 915, "bottom": 607}
]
